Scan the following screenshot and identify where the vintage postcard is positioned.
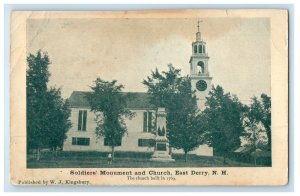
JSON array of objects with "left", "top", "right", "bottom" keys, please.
[{"left": 10, "top": 10, "right": 288, "bottom": 186}]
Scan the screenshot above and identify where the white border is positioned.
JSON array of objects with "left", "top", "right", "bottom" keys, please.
[{"left": 1, "top": 1, "right": 298, "bottom": 195}]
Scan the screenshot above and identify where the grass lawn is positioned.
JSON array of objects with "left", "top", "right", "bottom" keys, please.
[{"left": 27, "top": 151, "right": 257, "bottom": 168}]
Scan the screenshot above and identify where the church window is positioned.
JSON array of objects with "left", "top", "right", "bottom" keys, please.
[
  {"left": 143, "top": 111, "right": 153, "bottom": 132},
  {"left": 72, "top": 137, "right": 90, "bottom": 146},
  {"left": 199, "top": 45, "right": 203, "bottom": 53},
  {"left": 138, "top": 139, "right": 155, "bottom": 147},
  {"left": 197, "top": 61, "right": 205, "bottom": 74},
  {"left": 194, "top": 45, "right": 197, "bottom": 53},
  {"left": 78, "top": 110, "right": 87, "bottom": 131},
  {"left": 104, "top": 137, "right": 122, "bottom": 146},
  {"left": 143, "top": 112, "right": 147, "bottom": 132}
]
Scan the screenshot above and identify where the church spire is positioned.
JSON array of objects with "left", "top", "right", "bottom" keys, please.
[
  {"left": 196, "top": 19, "right": 202, "bottom": 41},
  {"left": 189, "top": 19, "right": 212, "bottom": 111}
]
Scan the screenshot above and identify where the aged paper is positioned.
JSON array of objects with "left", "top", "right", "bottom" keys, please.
[{"left": 10, "top": 10, "right": 288, "bottom": 186}]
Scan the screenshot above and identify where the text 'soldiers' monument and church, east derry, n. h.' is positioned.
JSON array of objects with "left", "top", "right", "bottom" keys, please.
[{"left": 62, "top": 21, "right": 214, "bottom": 158}]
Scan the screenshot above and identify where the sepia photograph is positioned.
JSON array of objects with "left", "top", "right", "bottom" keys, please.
[{"left": 10, "top": 10, "right": 288, "bottom": 185}]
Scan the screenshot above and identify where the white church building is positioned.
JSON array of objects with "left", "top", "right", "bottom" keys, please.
[{"left": 63, "top": 23, "right": 213, "bottom": 157}]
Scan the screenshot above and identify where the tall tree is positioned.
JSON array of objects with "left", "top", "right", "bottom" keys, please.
[
  {"left": 27, "top": 50, "right": 71, "bottom": 160},
  {"left": 245, "top": 94, "right": 271, "bottom": 150},
  {"left": 202, "top": 85, "right": 246, "bottom": 163},
  {"left": 86, "top": 78, "right": 134, "bottom": 161},
  {"left": 143, "top": 64, "right": 205, "bottom": 161},
  {"left": 46, "top": 88, "right": 72, "bottom": 151},
  {"left": 27, "top": 50, "right": 51, "bottom": 154}
]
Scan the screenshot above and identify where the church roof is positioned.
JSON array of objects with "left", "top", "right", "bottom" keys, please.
[{"left": 69, "top": 91, "right": 156, "bottom": 109}]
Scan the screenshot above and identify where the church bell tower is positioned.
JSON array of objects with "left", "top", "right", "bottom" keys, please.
[{"left": 190, "top": 20, "right": 212, "bottom": 111}]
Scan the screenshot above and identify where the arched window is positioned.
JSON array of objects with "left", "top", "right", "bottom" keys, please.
[
  {"left": 194, "top": 45, "right": 197, "bottom": 53},
  {"left": 199, "top": 45, "right": 203, "bottom": 53},
  {"left": 197, "top": 61, "right": 205, "bottom": 74}
]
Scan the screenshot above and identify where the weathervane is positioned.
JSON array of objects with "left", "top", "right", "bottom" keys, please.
[{"left": 197, "top": 19, "right": 203, "bottom": 32}]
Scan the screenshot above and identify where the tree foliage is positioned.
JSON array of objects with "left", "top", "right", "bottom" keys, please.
[
  {"left": 143, "top": 64, "right": 204, "bottom": 160},
  {"left": 45, "top": 88, "right": 72, "bottom": 149},
  {"left": 245, "top": 94, "right": 271, "bottom": 150},
  {"left": 201, "top": 85, "right": 246, "bottom": 160},
  {"left": 86, "top": 78, "right": 134, "bottom": 160},
  {"left": 26, "top": 50, "right": 71, "bottom": 157},
  {"left": 243, "top": 120, "right": 268, "bottom": 151}
]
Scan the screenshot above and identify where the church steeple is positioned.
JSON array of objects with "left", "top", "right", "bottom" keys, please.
[
  {"left": 190, "top": 20, "right": 208, "bottom": 76},
  {"left": 189, "top": 20, "right": 212, "bottom": 111}
]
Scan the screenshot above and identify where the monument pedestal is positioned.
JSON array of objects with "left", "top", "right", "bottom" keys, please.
[
  {"left": 150, "top": 108, "right": 175, "bottom": 162},
  {"left": 151, "top": 151, "right": 175, "bottom": 162},
  {"left": 150, "top": 138, "right": 174, "bottom": 162}
]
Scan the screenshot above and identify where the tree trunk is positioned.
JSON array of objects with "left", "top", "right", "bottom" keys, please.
[
  {"left": 184, "top": 151, "right": 188, "bottom": 163},
  {"left": 55, "top": 147, "right": 58, "bottom": 157},
  {"left": 51, "top": 147, "right": 55, "bottom": 160},
  {"left": 111, "top": 145, "right": 115, "bottom": 162},
  {"left": 37, "top": 147, "right": 41, "bottom": 161}
]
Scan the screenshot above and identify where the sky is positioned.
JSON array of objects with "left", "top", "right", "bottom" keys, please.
[{"left": 27, "top": 17, "right": 270, "bottom": 103}]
